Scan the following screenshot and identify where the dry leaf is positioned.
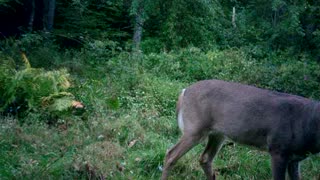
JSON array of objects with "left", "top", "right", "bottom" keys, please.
[
  {"left": 72, "top": 101, "right": 84, "bottom": 108},
  {"left": 128, "top": 139, "right": 138, "bottom": 148}
]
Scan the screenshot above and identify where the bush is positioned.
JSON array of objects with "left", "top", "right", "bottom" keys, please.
[
  {"left": 140, "top": 47, "right": 320, "bottom": 99},
  {"left": 84, "top": 39, "right": 122, "bottom": 63},
  {"left": 0, "top": 54, "right": 80, "bottom": 121},
  {"left": 140, "top": 38, "right": 163, "bottom": 54}
]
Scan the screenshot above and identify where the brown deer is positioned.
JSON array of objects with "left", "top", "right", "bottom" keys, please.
[{"left": 161, "top": 79, "right": 320, "bottom": 180}]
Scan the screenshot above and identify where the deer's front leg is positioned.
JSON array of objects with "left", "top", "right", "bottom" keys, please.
[
  {"left": 270, "top": 150, "right": 289, "bottom": 180},
  {"left": 288, "top": 161, "right": 300, "bottom": 180}
]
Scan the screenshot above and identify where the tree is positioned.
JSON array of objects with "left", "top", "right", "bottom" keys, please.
[
  {"left": 25, "top": 0, "right": 56, "bottom": 32},
  {"left": 43, "top": 0, "right": 56, "bottom": 32},
  {"left": 27, "top": 0, "right": 35, "bottom": 31},
  {"left": 132, "top": 0, "right": 144, "bottom": 51},
  {"left": 159, "top": 0, "right": 222, "bottom": 49}
]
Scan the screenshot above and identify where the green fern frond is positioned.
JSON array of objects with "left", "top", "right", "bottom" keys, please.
[
  {"left": 0, "top": 56, "right": 77, "bottom": 119},
  {"left": 21, "top": 52, "right": 31, "bottom": 69}
]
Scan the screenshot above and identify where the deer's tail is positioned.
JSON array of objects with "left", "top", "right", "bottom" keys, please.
[{"left": 177, "top": 89, "right": 186, "bottom": 132}]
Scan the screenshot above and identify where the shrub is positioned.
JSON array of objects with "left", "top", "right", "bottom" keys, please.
[
  {"left": 141, "top": 47, "right": 320, "bottom": 99},
  {"left": 0, "top": 53, "right": 80, "bottom": 121},
  {"left": 84, "top": 39, "right": 122, "bottom": 63},
  {"left": 140, "top": 38, "right": 163, "bottom": 54}
]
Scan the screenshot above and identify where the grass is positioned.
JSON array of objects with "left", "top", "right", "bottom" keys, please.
[{"left": 1, "top": 47, "right": 320, "bottom": 179}]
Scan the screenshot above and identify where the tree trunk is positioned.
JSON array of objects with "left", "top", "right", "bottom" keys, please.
[
  {"left": 43, "top": 0, "right": 56, "bottom": 32},
  {"left": 132, "top": 0, "right": 144, "bottom": 51},
  {"left": 27, "top": 0, "right": 35, "bottom": 31},
  {"left": 232, "top": 7, "right": 236, "bottom": 28}
]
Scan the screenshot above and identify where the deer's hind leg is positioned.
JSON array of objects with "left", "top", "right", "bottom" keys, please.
[
  {"left": 199, "top": 133, "right": 225, "bottom": 180},
  {"left": 161, "top": 133, "right": 204, "bottom": 180}
]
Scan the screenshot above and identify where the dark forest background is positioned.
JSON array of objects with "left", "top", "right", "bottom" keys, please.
[{"left": 1, "top": 0, "right": 319, "bottom": 57}]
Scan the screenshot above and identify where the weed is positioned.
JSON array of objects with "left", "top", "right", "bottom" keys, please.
[{"left": 1, "top": 45, "right": 320, "bottom": 179}]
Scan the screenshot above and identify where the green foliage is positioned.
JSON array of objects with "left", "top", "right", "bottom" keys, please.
[
  {"left": 84, "top": 39, "right": 122, "bottom": 62},
  {"left": 140, "top": 37, "right": 163, "bottom": 54},
  {"left": 160, "top": 0, "right": 219, "bottom": 50},
  {"left": 0, "top": 33, "right": 62, "bottom": 69},
  {"left": 0, "top": 55, "right": 77, "bottom": 120},
  {"left": 141, "top": 47, "right": 320, "bottom": 99},
  {"left": 1, "top": 46, "right": 320, "bottom": 179},
  {"left": 18, "top": 33, "right": 45, "bottom": 51},
  {"left": 55, "top": 0, "right": 130, "bottom": 40},
  {"left": 0, "top": 0, "right": 21, "bottom": 10},
  {"left": 0, "top": 57, "right": 15, "bottom": 108},
  {"left": 1, "top": 0, "right": 320, "bottom": 178},
  {"left": 1, "top": 0, "right": 320, "bottom": 59}
]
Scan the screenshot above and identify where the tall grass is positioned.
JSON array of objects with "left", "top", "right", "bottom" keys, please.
[{"left": 1, "top": 44, "right": 320, "bottom": 179}]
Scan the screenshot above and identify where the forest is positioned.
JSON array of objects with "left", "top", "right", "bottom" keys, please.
[{"left": 0, "top": 0, "right": 320, "bottom": 179}]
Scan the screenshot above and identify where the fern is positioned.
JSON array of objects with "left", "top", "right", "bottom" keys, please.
[{"left": 0, "top": 53, "right": 81, "bottom": 121}]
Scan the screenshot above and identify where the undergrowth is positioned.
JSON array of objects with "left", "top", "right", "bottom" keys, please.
[{"left": 1, "top": 43, "right": 320, "bottom": 179}]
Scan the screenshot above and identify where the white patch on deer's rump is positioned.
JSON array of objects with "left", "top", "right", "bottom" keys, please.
[{"left": 178, "top": 89, "right": 186, "bottom": 132}]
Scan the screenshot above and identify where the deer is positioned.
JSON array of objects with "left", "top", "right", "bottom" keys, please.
[{"left": 161, "top": 79, "right": 320, "bottom": 180}]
